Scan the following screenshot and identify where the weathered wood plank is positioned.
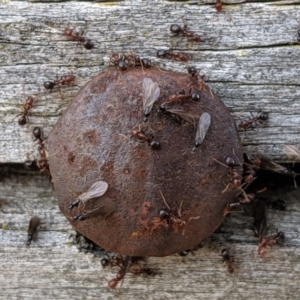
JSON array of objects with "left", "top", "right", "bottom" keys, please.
[
  {"left": 1, "top": 1, "right": 300, "bottom": 299},
  {"left": 1, "top": 168, "right": 300, "bottom": 299},
  {"left": 1, "top": 1, "right": 300, "bottom": 162}
]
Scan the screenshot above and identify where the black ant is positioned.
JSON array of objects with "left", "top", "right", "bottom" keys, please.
[
  {"left": 156, "top": 49, "right": 188, "bottom": 62},
  {"left": 17, "top": 96, "right": 34, "bottom": 126},
  {"left": 170, "top": 23, "right": 202, "bottom": 42},
  {"left": 215, "top": 0, "right": 223, "bottom": 12},
  {"left": 220, "top": 249, "right": 234, "bottom": 273},
  {"left": 63, "top": 28, "right": 94, "bottom": 50},
  {"left": 44, "top": 74, "right": 76, "bottom": 92},
  {"left": 238, "top": 111, "right": 268, "bottom": 131},
  {"left": 131, "top": 127, "right": 160, "bottom": 150}
]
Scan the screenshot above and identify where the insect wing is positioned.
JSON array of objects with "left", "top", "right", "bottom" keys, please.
[
  {"left": 142, "top": 77, "right": 160, "bottom": 116},
  {"left": 259, "top": 157, "right": 289, "bottom": 174},
  {"left": 79, "top": 181, "right": 108, "bottom": 202},
  {"left": 80, "top": 202, "right": 116, "bottom": 220},
  {"left": 166, "top": 108, "right": 198, "bottom": 124},
  {"left": 283, "top": 145, "right": 300, "bottom": 160},
  {"left": 195, "top": 112, "right": 211, "bottom": 146}
]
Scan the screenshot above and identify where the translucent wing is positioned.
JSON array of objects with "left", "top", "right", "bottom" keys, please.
[
  {"left": 194, "top": 112, "right": 211, "bottom": 148},
  {"left": 259, "top": 158, "right": 289, "bottom": 173},
  {"left": 79, "top": 181, "right": 108, "bottom": 202},
  {"left": 73, "top": 202, "right": 116, "bottom": 221},
  {"left": 166, "top": 108, "right": 198, "bottom": 125},
  {"left": 283, "top": 145, "right": 300, "bottom": 160},
  {"left": 142, "top": 77, "right": 160, "bottom": 117}
]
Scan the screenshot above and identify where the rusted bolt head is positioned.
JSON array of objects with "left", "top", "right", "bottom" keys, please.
[{"left": 48, "top": 67, "right": 243, "bottom": 257}]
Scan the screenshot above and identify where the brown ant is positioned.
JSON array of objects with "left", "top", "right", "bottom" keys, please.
[
  {"left": 16, "top": 96, "right": 34, "bottom": 126},
  {"left": 158, "top": 190, "right": 186, "bottom": 227},
  {"left": 187, "top": 66, "right": 206, "bottom": 89},
  {"left": 220, "top": 249, "right": 234, "bottom": 273},
  {"left": 125, "top": 54, "right": 152, "bottom": 69},
  {"left": 160, "top": 88, "right": 200, "bottom": 108},
  {"left": 170, "top": 23, "right": 202, "bottom": 42},
  {"left": 32, "top": 127, "right": 50, "bottom": 172},
  {"left": 238, "top": 111, "right": 268, "bottom": 131},
  {"left": 252, "top": 199, "right": 285, "bottom": 256},
  {"left": 215, "top": 0, "right": 223, "bottom": 12},
  {"left": 44, "top": 74, "right": 75, "bottom": 92},
  {"left": 156, "top": 49, "right": 188, "bottom": 62},
  {"left": 105, "top": 256, "right": 132, "bottom": 289},
  {"left": 110, "top": 53, "right": 151, "bottom": 71},
  {"left": 224, "top": 156, "right": 242, "bottom": 191},
  {"left": 258, "top": 232, "right": 285, "bottom": 256},
  {"left": 33, "top": 127, "right": 47, "bottom": 159},
  {"left": 63, "top": 28, "right": 94, "bottom": 50},
  {"left": 131, "top": 127, "right": 160, "bottom": 150},
  {"left": 216, "top": 156, "right": 242, "bottom": 192},
  {"left": 101, "top": 255, "right": 124, "bottom": 269}
]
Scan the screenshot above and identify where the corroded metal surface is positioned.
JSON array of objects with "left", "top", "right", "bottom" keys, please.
[{"left": 48, "top": 67, "right": 243, "bottom": 257}]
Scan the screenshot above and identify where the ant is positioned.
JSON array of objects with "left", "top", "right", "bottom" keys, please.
[
  {"left": 170, "top": 23, "right": 202, "bottom": 42},
  {"left": 33, "top": 127, "right": 47, "bottom": 159},
  {"left": 211, "top": 156, "right": 242, "bottom": 192},
  {"left": 178, "top": 241, "right": 205, "bottom": 256},
  {"left": 224, "top": 156, "right": 242, "bottom": 190},
  {"left": 156, "top": 49, "right": 188, "bottom": 62},
  {"left": 17, "top": 96, "right": 34, "bottom": 126},
  {"left": 105, "top": 256, "right": 133, "bottom": 289},
  {"left": 160, "top": 88, "right": 200, "bottom": 108},
  {"left": 125, "top": 54, "right": 152, "bottom": 69},
  {"left": 252, "top": 199, "right": 285, "bottom": 256},
  {"left": 110, "top": 53, "right": 151, "bottom": 71},
  {"left": 101, "top": 255, "right": 124, "bottom": 269},
  {"left": 238, "top": 111, "right": 268, "bottom": 131},
  {"left": 44, "top": 74, "right": 76, "bottom": 92},
  {"left": 131, "top": 127, "right": 160, "bottom": 150},
  {"left": 258, "top": 232, "right": 285, "bottom": 256},
  {"left": 220, "top": 249, "right": 234, "bottom": 273},
  {"left": 215, "top": 0, "right": 223, "bottom": 13},
  {"left": 63, "top": 28, "right": 94, "bottom": 50},
  {"left": 157, "top": 190, "right": 186, "bottom": 227},
  {"left": 187, "top": 66, "right": 206, "bottom": 90},
  {"left": 32, "top": 127, "right": 49, "bottom": 172},
  {"left": 27, "top": 216, "right": 42, "bottom": 246}
]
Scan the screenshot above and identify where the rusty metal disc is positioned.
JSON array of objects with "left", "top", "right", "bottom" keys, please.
[{"left": 48, "top": 67, "right": 243, "bottom": 257}]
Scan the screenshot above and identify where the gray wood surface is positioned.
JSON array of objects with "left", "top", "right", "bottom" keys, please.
[
  {"left": 1, "top": 0, "right": 300, "bottom": 163},
  {"left": 1, "top": 1, "right": 300, "bottom": 299}
]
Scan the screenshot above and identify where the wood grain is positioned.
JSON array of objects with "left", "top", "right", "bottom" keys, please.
[{"left": 1, "top": 1, "right": 300, "bottom": 299}]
